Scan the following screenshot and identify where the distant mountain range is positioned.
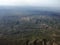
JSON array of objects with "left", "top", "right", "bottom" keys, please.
[{"left": 0, "top": 6, "right": 60, "bottom": 18}]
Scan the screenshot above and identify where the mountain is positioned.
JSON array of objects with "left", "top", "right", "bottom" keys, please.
[{"left": 0, "top": 6, "right": 60, "bottom": 45}]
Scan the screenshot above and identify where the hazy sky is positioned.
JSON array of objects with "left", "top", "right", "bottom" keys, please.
[{"left": 0, "top": 0, "right": 60, "bottom": 7}]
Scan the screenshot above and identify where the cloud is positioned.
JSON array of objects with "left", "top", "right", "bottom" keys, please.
[{"left": 0, "top": 0, "right": 60, "bottom": 7}]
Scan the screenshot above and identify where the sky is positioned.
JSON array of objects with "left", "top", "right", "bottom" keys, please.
[{"left": 0, "top": 0, "right": 60, "bottom": 7}]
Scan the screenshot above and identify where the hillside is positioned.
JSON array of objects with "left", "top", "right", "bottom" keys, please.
[{"left": 0, "top": 7, "right": 60, "bottom": 45}]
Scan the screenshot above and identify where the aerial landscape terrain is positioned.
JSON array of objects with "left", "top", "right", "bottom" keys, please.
[{"left": 0, "top": 6, "right": 60, "bottom": 45}]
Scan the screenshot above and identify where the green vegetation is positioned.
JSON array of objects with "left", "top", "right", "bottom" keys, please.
[{"left": 0, "top": 15, "right": 60, "bottom": 45}]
